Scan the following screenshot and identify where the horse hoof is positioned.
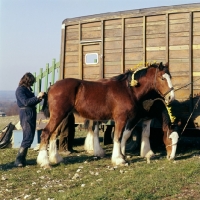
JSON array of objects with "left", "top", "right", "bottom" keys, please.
[
  {"left": 167, "top": 155, "right": 173, "bottom": 160},
  {"left": 112, "top": 157, "right": 126, "bottom": 166},
  {"left": 59, "top": 151, "right": 72, "bottom": 156},
  {"left": 42, "top": 164, "right": 52, "bottom": 169},
  {"left": 94, "top": 151, "right": 105, "bottom": 158},
  {"left": 146, "top": 158, "right": 151, "bottom": 164},
  {"left": 86, "top": 150, "right": 94, "bottom": 154},
  {"left": 49, "top": 156, "right": 63, "bottom": 165},
  {"left": 169, "top": 156, "right": 175, "bottom": 160}
]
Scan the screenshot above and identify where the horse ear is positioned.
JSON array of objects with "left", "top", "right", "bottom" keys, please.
[
  {"left": 158, "top": 62, "right": 164, "bottom": 70},
  {"left": 165, "top": 62, "right": 169, "bottom": 68}
]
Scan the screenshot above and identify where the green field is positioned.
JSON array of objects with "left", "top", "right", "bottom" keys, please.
[{"left": 0, "top": 116, "right": 200, "bottom": 200}]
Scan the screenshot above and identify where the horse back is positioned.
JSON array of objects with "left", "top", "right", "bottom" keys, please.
[
  {"left": 48, "top": 78, "right": 82, "bottom": 112},
  {"left": 74, "top": 79, "right": 135, "bottom": 120}
]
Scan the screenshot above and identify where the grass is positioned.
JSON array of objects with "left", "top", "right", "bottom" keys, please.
[
  {"left": 0, "top": 115, "right": 19, "bottom": 130},
  {"left": 0, "top": 116, "right": 200, "bottom": 200}
]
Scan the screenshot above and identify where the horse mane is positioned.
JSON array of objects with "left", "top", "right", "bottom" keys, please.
[
  {"left": 109, "top": 62, "right": 170, "bottom": 86},
  {"left": 110, "top": 71, "right": 131, "bottom": 82}
]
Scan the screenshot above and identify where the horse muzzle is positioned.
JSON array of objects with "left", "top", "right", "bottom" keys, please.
[
  {"left": 164, "top": 88, "right": 175, "bottom": 104},
  {"left": 168, "top": 131, "right": 179, "bottom": 160}
]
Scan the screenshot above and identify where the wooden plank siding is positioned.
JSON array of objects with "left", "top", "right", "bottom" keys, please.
[
  {"left": 60, "top": 3, "right": 200, "bottom": 126},
  {"left": 64, "top": 25, "right": 79, "bottom": 79},
  {"left": 104, "top": 19, "right": 122, "bottom": 78}
]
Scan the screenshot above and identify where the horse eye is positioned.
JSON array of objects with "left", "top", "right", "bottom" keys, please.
[{"left": 161, "top": 76, "right": 165, "bottom": 80}]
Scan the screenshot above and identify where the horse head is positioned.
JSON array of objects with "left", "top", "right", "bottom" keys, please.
[
  {"left": 130, "top": 62, "right": 175, "bottom": 104},
  {"left": 153, "top": 62, "right": 175, "bottom": 104}
]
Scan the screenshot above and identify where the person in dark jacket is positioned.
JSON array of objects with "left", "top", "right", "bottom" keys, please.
[{"left": 14, "top": 72, "right": 45, "bottom": 167}]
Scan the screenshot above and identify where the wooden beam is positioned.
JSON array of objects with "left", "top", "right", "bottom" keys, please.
[
  {"left": 79, "top": 22, "right": 83, "bottom": 79},
  {"left": 121, "top": 18, "right": 125, "bottom": 73},
  {"left": 166, "top": 13, "right": 169, "bottom": 63},
  {"left": 59, "top": 24, "right": 65, "bottom": 80},
  {"left": 100, "top": 20, "right": 104, "bottom": 79},
  {"left": 143, "top": 16, "right": 146, "bottom": 65},
  {"left": 189, "top": 12, "right": 193, "bottom": 98}
]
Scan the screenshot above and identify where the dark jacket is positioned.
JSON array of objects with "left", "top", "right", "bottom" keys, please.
[{"left": 15, "top": 86, "right": 40, "bottom": 108}]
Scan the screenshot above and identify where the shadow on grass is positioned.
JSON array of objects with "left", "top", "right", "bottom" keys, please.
[
  {"left": 0, "top": 159, "right": 37, "bottom": 171},
  {"left": 1, "top": 137, "right": 199, "bottom": 171}
]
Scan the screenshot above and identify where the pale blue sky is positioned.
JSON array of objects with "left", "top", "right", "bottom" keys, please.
[{"left": 0, "top": 0, "right": 199, "bottom": 91}]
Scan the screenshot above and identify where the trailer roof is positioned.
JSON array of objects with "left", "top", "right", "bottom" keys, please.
[{"left": 62, "top": 3, "right": 200, "bottom": 25}]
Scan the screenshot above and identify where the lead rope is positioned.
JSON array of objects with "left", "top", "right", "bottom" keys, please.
[
  {"left": 180, "top": 96, "right": 200, "bottom": 136},
  {"left": 174, "top": 77, "right": 200, "bottom": 93}
]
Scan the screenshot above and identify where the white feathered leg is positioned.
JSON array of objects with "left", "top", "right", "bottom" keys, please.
[
  {"left": 84, "top": 130, "right": 95, "bottom": 154},
  {"left": 37, "top": 149, "right": 50, "bottom": 168},
  {"left": 93, "top": 124, "right": 105, "bottom": 157},
  {"left": 112, "top": 140, "right": 125, "bottom": 166},
  {"left": 84, "top": 122, "right": 105, "bottom": 157},
  {"left": 49, "top": 139, "right": 63, "bottom": 165},
  {"left": 121, "top": 128, "right": 132, "bottom": 156},
  {"left": 140, "top": 120, "right": 155, "bottom": 163},
  {"left": 37, "top": 143, "right": 50, "bottom": 168}
]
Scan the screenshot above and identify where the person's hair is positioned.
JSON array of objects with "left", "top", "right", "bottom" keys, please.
[{"left": 19, "top": 72, "right": 36, "bottom": 87}]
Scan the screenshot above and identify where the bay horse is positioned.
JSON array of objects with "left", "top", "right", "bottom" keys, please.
[
  {"left": 122, "top": 97, "right": 180, "bottom": 163},
  {"left": 37, "top": 62, "right": 175, "bottom": 168}
]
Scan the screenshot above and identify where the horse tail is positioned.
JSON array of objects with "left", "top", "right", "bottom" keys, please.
[
  {"left": 83, "top": 119, "right": 90, "bottom": 129},
  {"left": 42, "top": 91, "right": 50, "bottom": 118}
]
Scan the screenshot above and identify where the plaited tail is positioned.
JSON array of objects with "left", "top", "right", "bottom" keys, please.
[{"left": 42, "top": 92, "right": 50, "bottom": 118}]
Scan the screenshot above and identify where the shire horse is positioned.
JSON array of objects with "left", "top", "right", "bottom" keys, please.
[
  {"left": 123, "top": 97, "right": 180, "bottom": 163},
  {"left": 140, "top": 99, "right": 180, "bottom": 161},
  {"left": 37, "top": 62, "right": 175, "bottom": 168}
]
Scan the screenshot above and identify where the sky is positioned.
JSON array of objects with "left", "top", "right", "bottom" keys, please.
[{"left": 0, "top": 0, "right": 199, "bottom": 91}]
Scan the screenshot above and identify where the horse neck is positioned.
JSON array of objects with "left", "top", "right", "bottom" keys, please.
[
  {"left": 148, "top": 99, "right": 171, "bottom": 131},
  {"left": 161, "top": 107, "right": 171, "bottom": 132},
  {"left": 133, "top": 79, "right": 155, "bottom": 100}
]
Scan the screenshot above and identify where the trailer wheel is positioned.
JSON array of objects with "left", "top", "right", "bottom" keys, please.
[{"left": 125, "top": 128, "right": 141, "bottom": 152}]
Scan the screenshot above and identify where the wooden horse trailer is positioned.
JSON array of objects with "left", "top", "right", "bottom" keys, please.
[{"left": 59, "top": 3, "right": 200, "bottom": 141}]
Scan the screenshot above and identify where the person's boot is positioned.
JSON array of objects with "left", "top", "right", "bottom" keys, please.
[{"left": 14, "top": 147, "right": 28, "bottom": 167}]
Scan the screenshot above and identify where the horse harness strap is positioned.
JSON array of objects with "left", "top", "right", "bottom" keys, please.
[
  {"left": 154, "top": 67, "right": 163, "bottom": 97},
  {"left": 166, "top": 142, "right": 177, "bottom": 148},
  {"left": 163, "top": 87, "right": 174, "bottom": 97}
]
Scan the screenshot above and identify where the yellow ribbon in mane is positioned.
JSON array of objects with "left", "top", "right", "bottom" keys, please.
[
  {"left": 129, "top": 61, "right": 157, "bottom": 87},
  {"left": 166, "top": 105, "right": 176, "bottom": 123}
]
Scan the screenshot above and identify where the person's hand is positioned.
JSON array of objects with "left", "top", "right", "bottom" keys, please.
[{"left": 37, "top": 92, "right": 45, "bottom": 100}]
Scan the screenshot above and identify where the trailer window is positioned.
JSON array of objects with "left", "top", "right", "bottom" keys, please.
[{"left": 85, "top": 53, "right": 98, "bottom": 65}]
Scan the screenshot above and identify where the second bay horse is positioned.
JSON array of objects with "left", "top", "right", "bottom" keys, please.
[{"left": 84, "top": 97, "right": 180, "bottom": 162}]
